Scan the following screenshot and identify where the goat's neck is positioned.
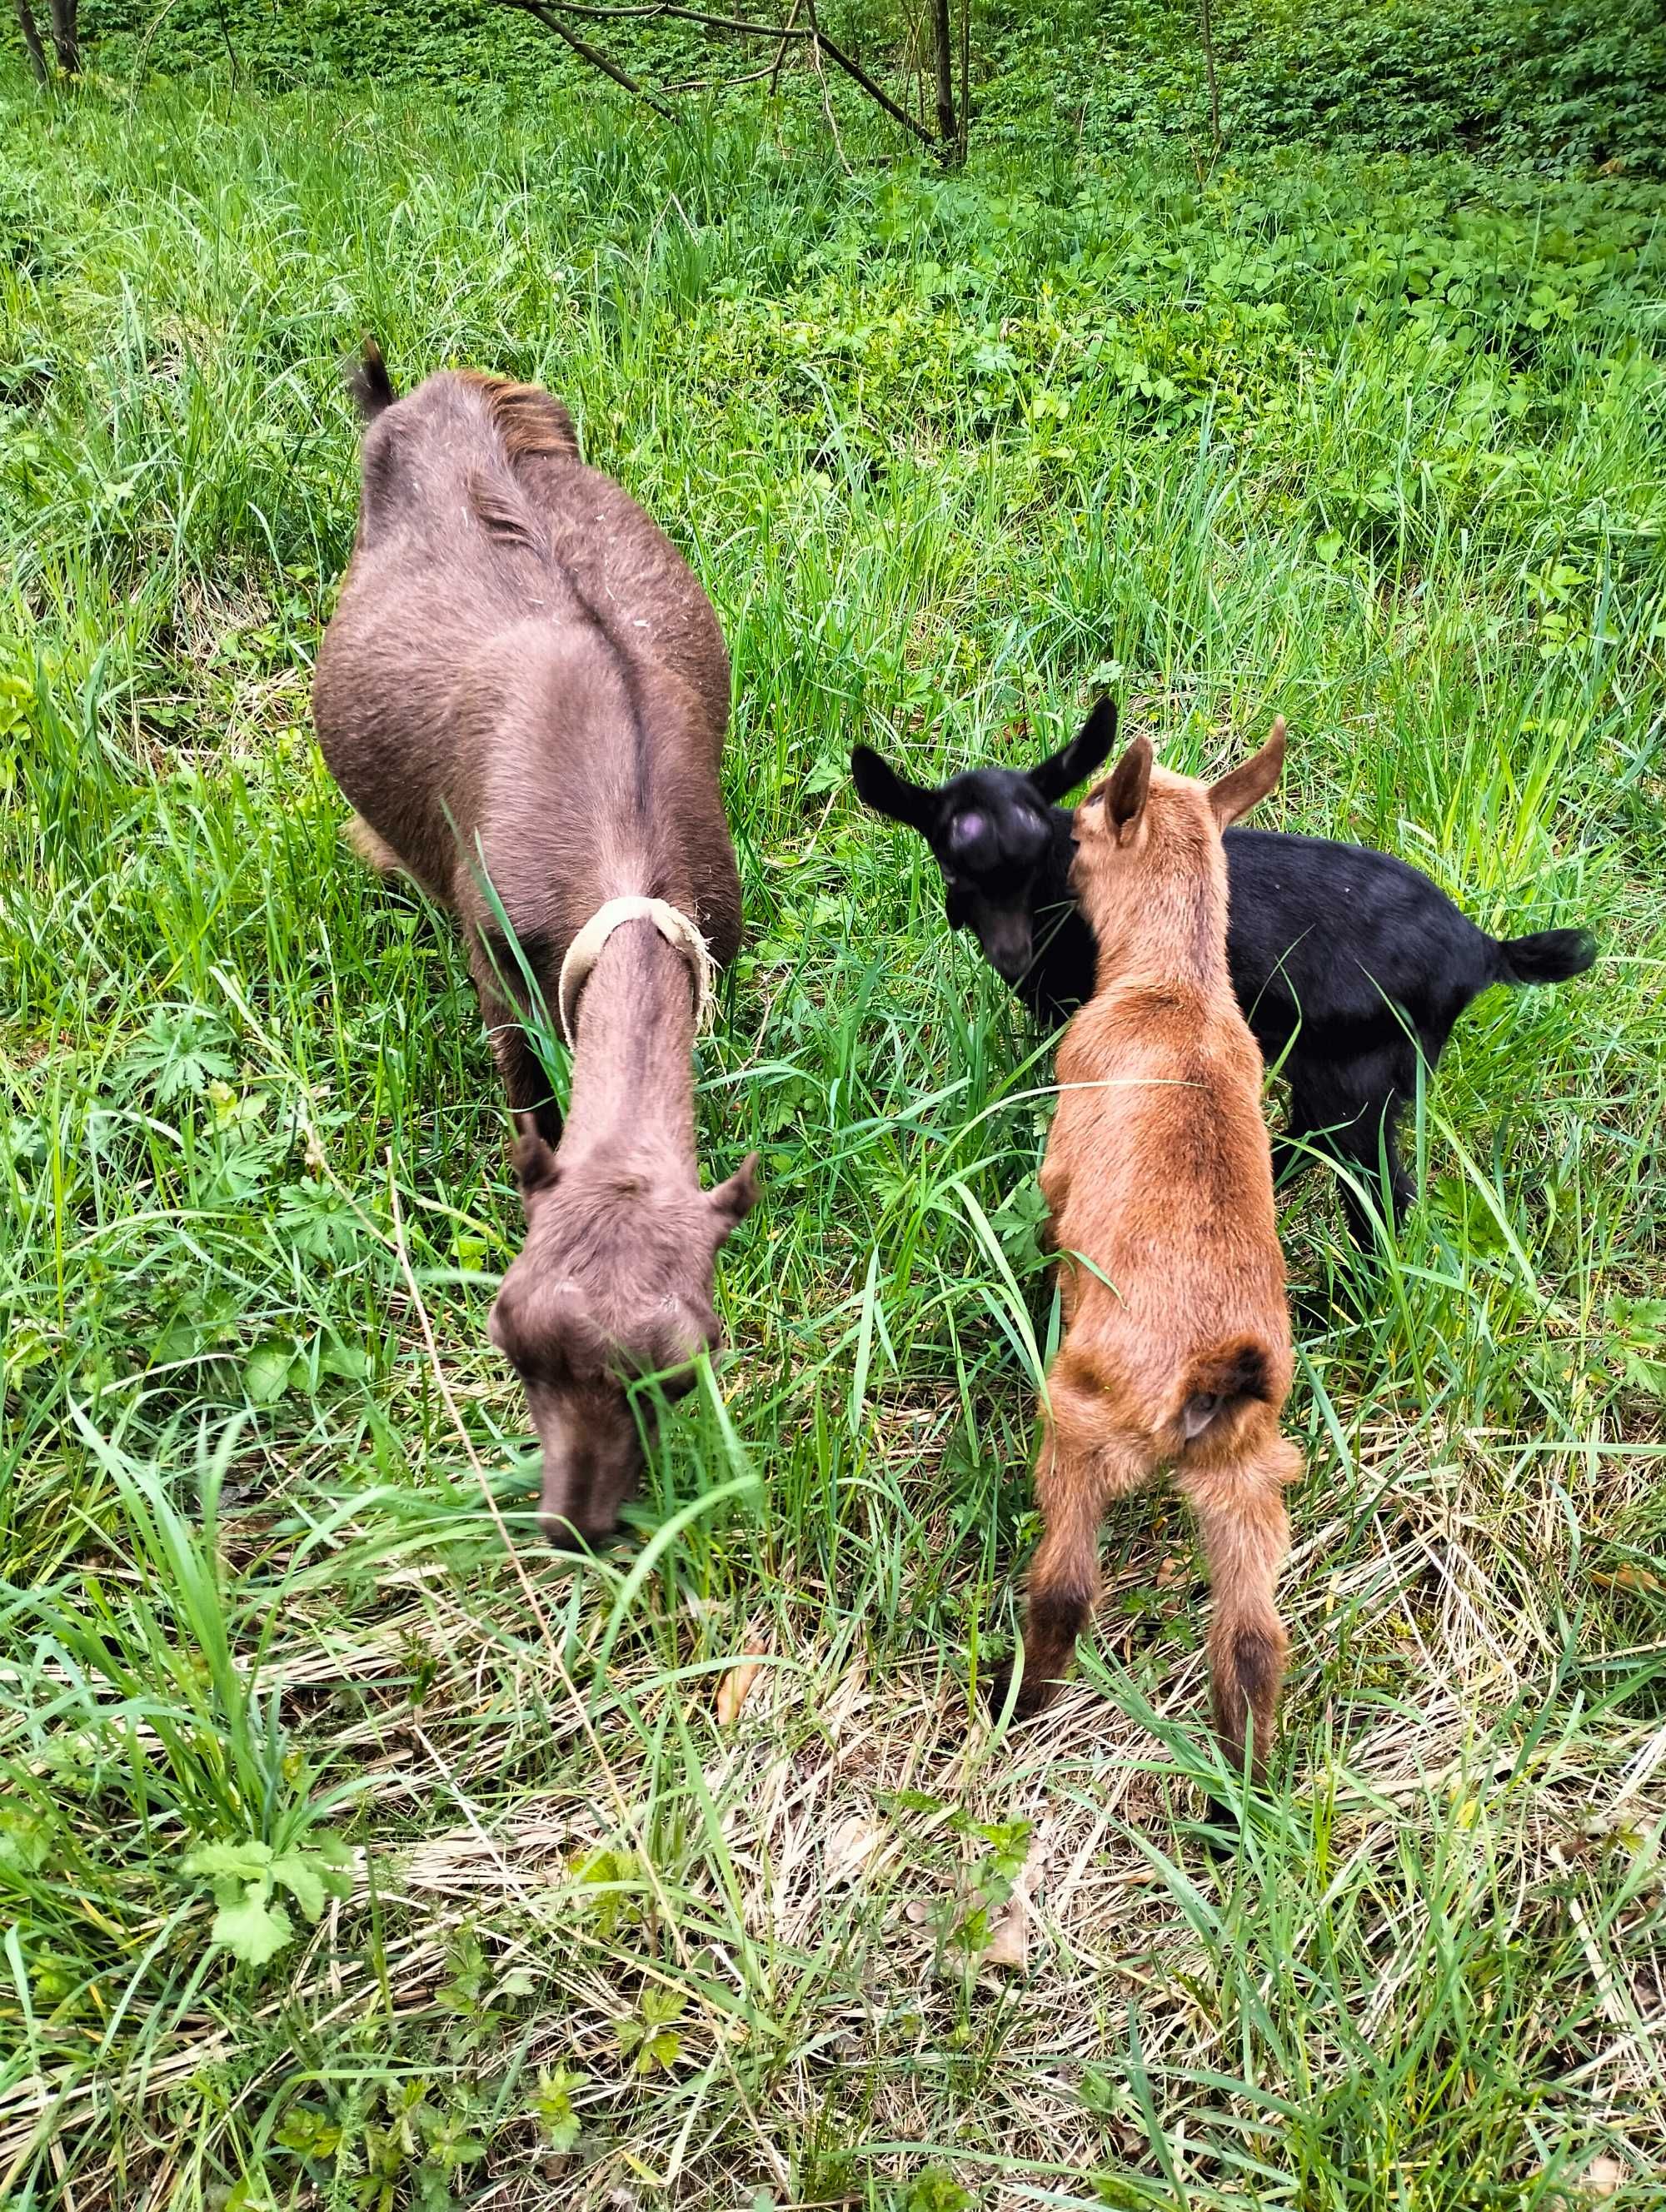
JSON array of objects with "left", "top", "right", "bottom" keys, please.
[
  {"left": 1090, "top": 870, "right": 1231, "bottom": 1002},
  {"left": 561, "top": 920, "right": 697, "bottom": 1163}
]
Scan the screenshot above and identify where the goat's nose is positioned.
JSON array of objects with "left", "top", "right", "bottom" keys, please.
[{"left": 540, "top": 1506, "right": 616, "bottom": 1552}]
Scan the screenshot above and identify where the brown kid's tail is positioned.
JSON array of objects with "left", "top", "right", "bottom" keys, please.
[
  {"left": 346, "top": 336, "right": 397, "bottom": 422},
  {"left": 1174, "top": 1336, "right": 1274, "bottom": 1446}
]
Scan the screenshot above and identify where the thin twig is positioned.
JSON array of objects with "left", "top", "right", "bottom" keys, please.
[
  {"left": 661, "top": 58, "right": 776, "bottom": 92},
  {"left": 957, "top": 0, "right": 970, "bottom": 163},
  {"left": 1199, "top": 0, "right": 1221, "bottom": 154},
  {"left": 766, "top": 0, "right": 801, "bottom": 96},
  {"left": 804, "top": 0, "right": 851, "bottom": 175}
]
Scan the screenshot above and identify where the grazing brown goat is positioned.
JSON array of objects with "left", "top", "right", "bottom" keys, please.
[
  {"left": 1005, "top": 718, "right": 1300, "bottom": 1783},
  {"left": 313, "top": 345, "right": 757, "bottom": 1545}
]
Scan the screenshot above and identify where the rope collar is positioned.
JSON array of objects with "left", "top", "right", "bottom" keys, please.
[{"left": 556, "top": 896, "right": 716, "bottom": 1046}]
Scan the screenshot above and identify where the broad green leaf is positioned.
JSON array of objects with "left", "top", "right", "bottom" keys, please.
[
  {"left": 270, "top": 1851, "right": 327, "bottom": 1921},
  {"left": 244, "top": 1339, "right": 298, "bottom": 1404},
  {"left": 212, "top": 1886, "right": 294, "bottom": 1965},
  {"left": 183, "top": 1838, "right": 273, "bottom": 1884},
  {"left": 0, "top": 1800, "right": 52, "bottom": 1875}
]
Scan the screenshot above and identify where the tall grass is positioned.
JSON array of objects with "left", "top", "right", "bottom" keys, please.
[{"left": 1, "top": 58, "right": 1664, "bottom": 2211}]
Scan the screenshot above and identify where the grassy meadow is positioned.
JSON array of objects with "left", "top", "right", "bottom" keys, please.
[{"left": 2, "top": 42, "right": 1666, "bottom": 2211}]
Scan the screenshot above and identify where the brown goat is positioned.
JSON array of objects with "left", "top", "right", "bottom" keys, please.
[
  {"left": 313, "top": 346, "right": 756, "bottom": 1544},
  {"left": 1005, "top": 718, "right": 1300, "bottom": 1783}
]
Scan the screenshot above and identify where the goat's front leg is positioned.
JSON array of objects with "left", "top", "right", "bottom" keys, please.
[
  {"left": 1177, "top": 1428, "right": 1300, "bottom": 1782},
  {"left": 470, "top": 947, "right": 563, "bottom": 1148}
]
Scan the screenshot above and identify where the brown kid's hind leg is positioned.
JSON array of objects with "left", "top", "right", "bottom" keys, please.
[
  {"left": 1006, "top": 1415, "right": 1158, "bottom": 1721},
  {"left": 1177, "top": 1429, "right": 1300, "bottom": 1785}
]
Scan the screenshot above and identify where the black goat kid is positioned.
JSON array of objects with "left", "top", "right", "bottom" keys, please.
[{"left": 852, "top": 702, "right": 1595, "bottom": 1243}]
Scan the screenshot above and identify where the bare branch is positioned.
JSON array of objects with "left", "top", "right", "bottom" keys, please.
[
  {"left": 499, "top": 0, "right": 674, "bottom": 115},
  {"left": 767, "top": 0, "right": 801, "bottom": 96},
  {"left": 492, "top": 0, "right": 949, "bottom": 156},
  {"left": 811, "top": 19, "right": 938, "bottom": 147}
]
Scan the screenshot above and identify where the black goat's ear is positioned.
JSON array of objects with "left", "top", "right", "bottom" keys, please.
[
  {"left": 707, "top": 1153, "right": 760, "bottom": 1240},
  {"left": 511, "top": 1114, "right": 560, "bottom": 1209},
  {"left": 1029, "top": 696, "right": 1120, "bottom": 802},
  {"left": 850, "top": 745, "right": 936, "bottom": 832}
]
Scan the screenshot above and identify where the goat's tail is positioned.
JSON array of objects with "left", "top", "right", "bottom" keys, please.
[
  {"left": 346, "top": 336, "right": 397, "bottom": 423},
  {"left": 1172, "top": 1335, "right": 1275, "bottom": 1447},
  {"left": 1494, "top": 924, "right": 1597, "bottom": 989}
]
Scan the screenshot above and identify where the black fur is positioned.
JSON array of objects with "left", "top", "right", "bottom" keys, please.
[{"left": 851, "top": 711, "right": 1597, "bottom": 1244}]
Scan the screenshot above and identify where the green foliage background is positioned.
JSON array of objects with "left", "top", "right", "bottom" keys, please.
[{"left": 72, "top": 0, "right": 1666, "bottom": 173}]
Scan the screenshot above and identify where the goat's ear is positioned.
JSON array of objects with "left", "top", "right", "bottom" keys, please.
[
  {"left": 1209, "top": 716, "right": 1286, "bottom": 828},
  {"left": 850, "top": 745, "right": 936, "bottom": 833},
  {"left": 511, "top": 1114, "right": 560, "bottom": 1210},
  {"left": 707, "top": 1152, "right": 760, "bottom": 1240},
  {"left": 1029, "top": 696, "right": 1120, "bottom": 803},
  {"left": 1082, "top": 734, "right": 1153, "bottom": 844}
]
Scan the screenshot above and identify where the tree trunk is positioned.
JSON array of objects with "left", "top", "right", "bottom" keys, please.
[
  {"left": 956, "top": 0, "right": 969, "bottom": 163},
  {"left": 930, "top": 0, "right": 956, "bottom": 155},
  {"left": 12, "top": 0, "right": 50, "bottom": 82},
  {"left": 47, "top": 0, "right": 77, "bottom": 72}
]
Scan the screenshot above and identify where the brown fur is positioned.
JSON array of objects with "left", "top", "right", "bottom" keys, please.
[
  {"left": 314, "top": 352, "right": 755, "bottom": 1544},
  {"left": 1007, "top": 721, "right": 1301, "bottom": 1785}
]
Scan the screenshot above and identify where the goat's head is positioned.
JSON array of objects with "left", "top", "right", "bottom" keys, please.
[
  {"left": 1072, "top": 720, "right": 1286, "bottom": 951},
  {"left": 850, "top": 700, "right": 1120, "bottom": 987},
  {"left": 488, "top": 1125, "right": 759, "bottom": 1546}
]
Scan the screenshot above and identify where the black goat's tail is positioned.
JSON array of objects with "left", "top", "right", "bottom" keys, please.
[
  {"left": 345, "top": 336, "right": 397, "bottom": 423},
  {"left": 1495, "top": 926, "right": 1597, "bottom": 988}
]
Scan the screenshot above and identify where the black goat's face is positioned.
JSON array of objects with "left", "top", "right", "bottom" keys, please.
[
  {"left": 936, "top": 775, "right": 1054, "bottom": 982},
  {"left": 850, "top": 700, "right": 1119, "bottom": 990}
]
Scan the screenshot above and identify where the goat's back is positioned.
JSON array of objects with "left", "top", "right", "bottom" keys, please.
[
  {"left": 1043, "top": 987, "right": 1290, "bottom": 1425},
  {"left": 313, "top": 367, "right": 736, "bottom": 949}
]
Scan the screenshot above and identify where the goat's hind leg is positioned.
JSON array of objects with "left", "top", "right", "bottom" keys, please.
[
  {"left": 1178, "top": 1427, "right": 1300, "bottom": 1784},
  {"left": 1005, "top": 1413, "right": 1156, "bottom": 1721}
]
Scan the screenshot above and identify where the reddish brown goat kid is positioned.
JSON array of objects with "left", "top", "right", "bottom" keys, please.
[
  {"left": 1003, "top": 716, "right": 1300, "bottom": 1784},
  {"left": 313, "top": 345, "right": 756, "bottom": 1546}
]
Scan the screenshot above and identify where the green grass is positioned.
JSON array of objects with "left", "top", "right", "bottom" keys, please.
[{"left": 2, "top": 51, "right": 1665, "bottom": 2212}]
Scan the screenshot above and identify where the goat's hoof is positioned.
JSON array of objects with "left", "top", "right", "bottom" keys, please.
[{"left": 984, "top": 1662, "right": 1059, "bottom": 1724}]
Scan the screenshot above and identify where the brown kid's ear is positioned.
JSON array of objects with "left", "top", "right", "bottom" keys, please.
[
  {"left": 1085, "top": 733, "right": 1153, "bottom": 845},
  {"left": 707, "top": 1152, "right": 760, "bottom": 1239},
  {"left": 511, "top": 1113, "right": 560, "bottom": 1211},
  {"left": 1209, "top": 716, "right": 1286, "bottom": 828}
]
